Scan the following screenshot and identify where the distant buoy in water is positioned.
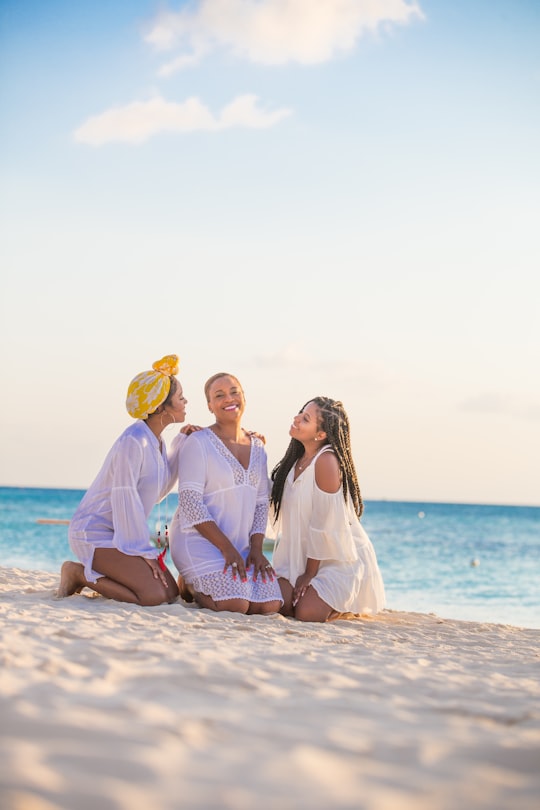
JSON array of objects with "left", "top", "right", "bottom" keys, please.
[
  {"left": 470, "top": 558, "right": 480, "bottom": 567},
  {"left": 418, "top": 511, "right": 425, "bottom": 519}
]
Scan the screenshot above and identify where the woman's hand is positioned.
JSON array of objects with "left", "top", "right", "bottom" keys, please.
[
  {"left": 246, "top": 430, "right": 266, "bottom": 444},
  {"left": 222, "top": 547, "right": 247, "bottom": 582},
  {"left": 293, "top": 572, "right": 313, "bottom": 606},
  {"left": 181, "top": 423, "right": 203, "bottom": 435},
  {"left": 246, "top": 547, "right": 275, "bottom": 582},
  {"left": 143, "top": 556, "right": 168, "bottom": 588}
]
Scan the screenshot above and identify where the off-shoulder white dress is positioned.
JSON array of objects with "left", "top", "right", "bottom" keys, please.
[{"left": 271, "top": 446, "right": 385, "bottom": 615}]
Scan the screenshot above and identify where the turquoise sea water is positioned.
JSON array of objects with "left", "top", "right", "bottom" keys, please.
[{"left": 1, "top": 486, "right": 539, "bottom": 628}]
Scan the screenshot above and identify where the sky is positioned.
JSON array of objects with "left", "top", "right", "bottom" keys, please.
[{"left": 1, "top": 0, "right": 539, "bottom": 506}]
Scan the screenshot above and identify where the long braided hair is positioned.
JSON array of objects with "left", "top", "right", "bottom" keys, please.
[{"left": 270, "top": 397, "right": 363, "bottom": 520}]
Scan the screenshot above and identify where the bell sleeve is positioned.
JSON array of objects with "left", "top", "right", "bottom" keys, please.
[
  {"left": 306, "top": 488, "right": 359, "bottom": 562},
  {"left": 162, "top": 429, "right": 188, "bottom": 499},
  {"left": 250, "top": 442, "right": 270, "bottom": 537},
  {"left": 177, "top": 435, "right": 214, "bottom": 530},
  {"left": 110, "top": 435, "right": 158, "bottom": 559}
]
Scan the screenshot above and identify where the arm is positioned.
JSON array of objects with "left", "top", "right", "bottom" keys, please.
[
  {"left": 163, "top": 424, "right": 204, "bottom": 497},
  {"left": 293, "top": 451, "right": 347, "bottom": 604},
  {"left": 304, "top": 450, "right": 359, "bottom": 562},
  {"left": 110, "top": 436, "right": 160, "bottom": 561},
  {"left": 293, "top": 558, "right": 321, "bottom": 606},
  {"left": 246, "top": 441, "right": 274, "bottom": 581}
]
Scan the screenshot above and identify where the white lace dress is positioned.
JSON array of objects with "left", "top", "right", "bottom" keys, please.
[
  {"left": 271, "top": 446, "right": 385, "bottom": 615},
  {"left": 170, "top": 428, "right": 282, "bottom": 604}
]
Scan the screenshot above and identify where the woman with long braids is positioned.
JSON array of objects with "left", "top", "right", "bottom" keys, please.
[
  {"left": 270, "top": 397, "right": 385, "bottom": 622},
  {"left": 57, "top": 354, "right": 198, "bottom": 606}
]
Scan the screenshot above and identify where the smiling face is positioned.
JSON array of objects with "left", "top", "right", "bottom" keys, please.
[
  {"left": 162, "top": 379, "right": 188, "bottom": 423},
  {"left": 289, "top": 400, "right": 324, "bottom": 444},
  {"left": 207, "top": 375, "right": 245, "bottom": 422}
]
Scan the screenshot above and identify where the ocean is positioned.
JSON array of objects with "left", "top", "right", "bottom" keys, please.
[{"left": 1, "top": 486, "right": 539, "bottom": 629}]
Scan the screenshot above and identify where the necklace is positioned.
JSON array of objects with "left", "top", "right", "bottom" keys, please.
[{"left": 297, "top": 453, "right": 317, "bottom": 471}]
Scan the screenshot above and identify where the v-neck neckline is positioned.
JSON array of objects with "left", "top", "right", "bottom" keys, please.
[
  {"left": 141, "top": 420, "right": 165, "bottom": 460},
  {"left": 208, "top": 427, "right": 252, "bottom": 471}
]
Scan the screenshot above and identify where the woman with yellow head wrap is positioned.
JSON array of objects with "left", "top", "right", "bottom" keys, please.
[
  {"left": 125, "top": 354, "right": 179, "bottom": 419},
  {"left": 57, "top": 354, "right": 197, "bottom": 606}
]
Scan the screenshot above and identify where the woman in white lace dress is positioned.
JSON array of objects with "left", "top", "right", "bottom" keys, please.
[
  {"left": 170, "top": 373, "right": 283, "bottom": 614},
  {"left": 270, "top": 397, "right": 385, "bottom": 622}
]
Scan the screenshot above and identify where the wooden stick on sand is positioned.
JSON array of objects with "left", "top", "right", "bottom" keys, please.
[{"left": 36, "top": 519, "right": 71, "bottom": 525}]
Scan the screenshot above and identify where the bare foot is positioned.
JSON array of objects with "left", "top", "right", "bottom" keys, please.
[
  {"left": 177, "top": 574, "right": 194, "bottom": 603},
  {"left": 55, "top": 561, "right": 86, "bottom": 598}
]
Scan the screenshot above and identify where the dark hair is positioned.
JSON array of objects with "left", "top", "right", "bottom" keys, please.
[
  {"left": 204, "top": 372, "right": 242, "bottom": 402},
  {"left": 270, "top": 397, "right": 363, "bottom": 519},
  {"left": 162, "top": 375, "right": 178, "bottom": 406}
]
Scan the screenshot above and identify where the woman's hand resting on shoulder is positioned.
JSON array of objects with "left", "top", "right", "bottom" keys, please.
[{"left": 181, "top": 424, "right": 203, "bottom": 435}]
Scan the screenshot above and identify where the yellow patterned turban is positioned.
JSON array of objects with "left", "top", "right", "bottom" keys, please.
[{"left": 126, "top": 354, "right": 180, "bottom": 419}]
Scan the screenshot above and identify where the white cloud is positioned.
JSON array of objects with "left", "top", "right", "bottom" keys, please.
[
  {"left": 253, "top": 343, "right": 389, "bottom": 391},
  {"left": 459, "top": 393, "right": 540, "bottom": 421},
  {"left": 73, "top": 94, "right": 292, "bottom": 146},
  {"left": 145, "top": 0, "right": 424, "bottom": 74}
]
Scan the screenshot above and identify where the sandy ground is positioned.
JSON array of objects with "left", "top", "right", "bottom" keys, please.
[{"left": 1, "top": 566, "right": 539, "bottom": 810}]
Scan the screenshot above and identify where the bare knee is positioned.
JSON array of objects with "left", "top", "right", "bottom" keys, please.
[
  {"left": 294, "top": 600, "right": 329, "bottom": 623},
  {"left": 255, "top": 600, "right": 282, "bottom": 615},
  {"left": 215, "top": 599, "right": 250, "bottom": 614},
  {"left": 294, "top": 586, "right": 333, "bottom": 623},
  {"left": 294, "top": 607, "right": 325, "bottom": 622},
  {"left": 136, "top": 581, "right": 172, "bottom": 607}
]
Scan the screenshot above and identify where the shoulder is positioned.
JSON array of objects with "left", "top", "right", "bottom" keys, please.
[
  {"left": 107, "top": 423, "right": 147, "bottom": 464},
  {"left": 115, "top": 421, "right": 146, "bottom": 448},
  {"left": 183, "top": 428, "right": 208, "bottom": 451},
  {"left": 188, "top": 427, "right": 208, "bottom": 442},
  {"left": 314, "top": 448, "right": 341, "bottom": 494},
  {"left": 250, "top": 434, "right": 266, "bottom": 452},
  {"left": 183, "top": 427, "right": 213, "bottom": 455}
]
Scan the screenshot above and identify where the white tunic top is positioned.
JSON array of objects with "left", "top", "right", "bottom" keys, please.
[
  {"left": 69, "top": 421, "right": 185, "bottom": 583},
  {"left": 271, "top": 446, "right": 385, "bottom": 615},
  {"left": 170, "top": 428, "right": 270, "bottom": 581}
]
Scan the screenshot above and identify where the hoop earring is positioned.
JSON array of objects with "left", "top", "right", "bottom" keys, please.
[{"left": 160, "top": 410, "right": 176, "bottom": 429}]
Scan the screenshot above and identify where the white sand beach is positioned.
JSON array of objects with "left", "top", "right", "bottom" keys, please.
[{"left": 0, "top": 565, "right": 539, "bottom": 810}]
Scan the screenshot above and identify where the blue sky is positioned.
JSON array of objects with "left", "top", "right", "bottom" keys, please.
[{"left": 1, "top": 0, "right": 539, "bottom": 505}]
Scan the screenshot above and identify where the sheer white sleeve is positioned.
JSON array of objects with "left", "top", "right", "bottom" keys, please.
[
  {"left": 252, "top": 501, "right": 269, "bottom": 536},
  {"left": 177, "top": 435, "right": 214, "bottom": 530},
  {"left": 250, "top": 441, "right": 270, "bottom": 536},
  {"left": 110, "top": 436, "right": 158, "bottom": 559},
  {"left": 162, "top": 430, "right": 188, "bottom": 497},
  {"left": 178, "top": 488, "right": 213, "bottom": 530}
]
